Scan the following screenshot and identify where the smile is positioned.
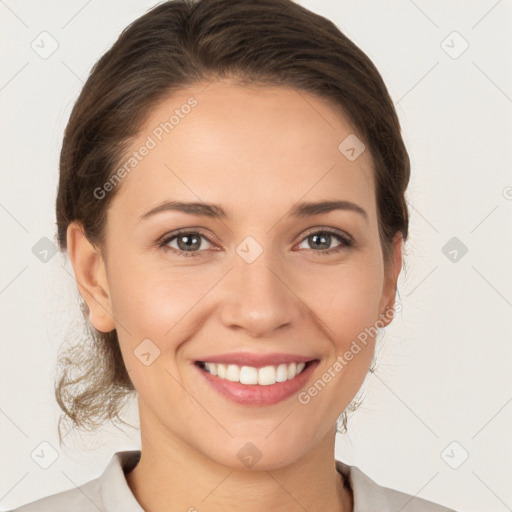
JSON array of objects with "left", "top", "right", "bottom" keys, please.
[
  {"left": 194, "top": 359, "right": 320, "bottom": 406},
  {"left": 197, "top": 361, "right": 308, "bottom": 385}
]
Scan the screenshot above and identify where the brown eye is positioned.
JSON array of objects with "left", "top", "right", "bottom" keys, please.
[
  {"left": 297, "top": 229, "right": 353, "bottom": 254},
  {"left": 160, "top": 230, "right": 213, "bottom": 257}
]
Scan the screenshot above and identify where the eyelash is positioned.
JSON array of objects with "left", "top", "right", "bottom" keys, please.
[{"left": 157, "top": 228, "right": 355, "bottom": 258}]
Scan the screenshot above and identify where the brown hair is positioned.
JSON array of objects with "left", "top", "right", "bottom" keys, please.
[{"left": 54, "top": 0, "right": 410, "bottom": 445}]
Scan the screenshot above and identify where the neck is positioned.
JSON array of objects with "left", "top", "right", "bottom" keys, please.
[{"left": 125, "top": 416, "right": 352, "bottom": 512}]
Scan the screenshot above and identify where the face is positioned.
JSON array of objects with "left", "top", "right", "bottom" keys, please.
[{"left": 71, "top": 79, "right": 402, "bottom": 470}]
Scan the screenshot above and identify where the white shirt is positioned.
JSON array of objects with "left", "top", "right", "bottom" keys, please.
[{"left": 9, "top": 450, "right": 457, "bottom": 511}]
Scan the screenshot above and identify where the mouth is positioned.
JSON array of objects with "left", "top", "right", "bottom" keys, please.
[
  {"left": 193, "top": 358, "right": 320, "bottom": 406},
  {"left": 195, "top": 360, "right": 314, "bottom": 385}
]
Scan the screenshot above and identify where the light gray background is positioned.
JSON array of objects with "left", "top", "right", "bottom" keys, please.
[{"left": 1, "top": 1, "right": 511, "bottom": 511}]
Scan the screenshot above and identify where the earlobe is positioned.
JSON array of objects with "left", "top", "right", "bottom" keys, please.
[
  {"left": 66, "top": 221, "right": 116, "bottom": 333},
  {"left": 378, "top": 232, "right": 404, "bottom": 328}
]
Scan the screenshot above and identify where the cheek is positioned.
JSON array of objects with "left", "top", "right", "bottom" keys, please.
[
  {"left": 108, "top": 256, "right": 213, "bottom": 338},
  {"left": 299, "top": 258, "right": 383, "bottom": 346},
  {"left": 298, "top": 256, "right": 382, "bottom": 396},
  {"left": 108, "top": 262, "right": 210, "bottom": 401}
]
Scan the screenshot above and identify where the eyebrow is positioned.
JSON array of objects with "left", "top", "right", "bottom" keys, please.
[{"left": 139, "top": 199, "right": 368, "bottom": 223}]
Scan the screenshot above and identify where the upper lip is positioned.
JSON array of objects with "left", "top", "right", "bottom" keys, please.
[{"left": 195, "top": 352, "right": 317, "bottom": 368}]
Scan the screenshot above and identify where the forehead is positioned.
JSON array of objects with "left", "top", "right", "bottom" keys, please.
[{"left": 110, "top": 79, "right": 377, "bottom": 222}]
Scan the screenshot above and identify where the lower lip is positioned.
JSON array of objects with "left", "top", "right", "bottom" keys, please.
[{"left": 194, "top": 360, "right": 319, "bottom": 406}]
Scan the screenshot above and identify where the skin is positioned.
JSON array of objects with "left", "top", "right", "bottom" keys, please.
[{"left": 67, "top": 78, "right": 402, "bottom": 512}]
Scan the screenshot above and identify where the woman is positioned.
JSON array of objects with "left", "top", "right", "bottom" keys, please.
[{"left": 11, "top": 0, "right": 456, "bottom": 510}]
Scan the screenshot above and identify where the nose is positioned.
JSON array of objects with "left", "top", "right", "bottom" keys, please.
[{"left": 219, "top": 250, "right": 303, "bottom": 338}]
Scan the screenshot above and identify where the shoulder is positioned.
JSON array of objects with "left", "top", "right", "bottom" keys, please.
[
  {"left": 9, "top": 451, "right": 143, "bottom": 512},
  {"left": 7, "top": 477, "right": 103, "bottom": 512},
  {"left": 336, "top": 460, "right": 458, "bottom": 512}
]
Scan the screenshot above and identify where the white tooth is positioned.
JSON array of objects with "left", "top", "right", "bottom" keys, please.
[
  {"left": 276, "top": 364, "right": 289, "bottom": 382},
  {"left": 258, "top": 365, "right": 277, "bottom": 385},
  {"left": 217, "top": 363, "right": 226, "bottom": 379},
  {"left": 226, "top": 364, "right": 240, "bottom": 382},
  {"left": 204, "top": 361, "right": 307, "bottom": 385},
  {"left": 239, "top": 366, "right": 258, "bottom": 384}
]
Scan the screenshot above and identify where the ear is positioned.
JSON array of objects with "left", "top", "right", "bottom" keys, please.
[
  {"left": 66, "top": 221, "right": 116, "bottom": 333},
  {"left": 378, "top": 231, "right": 403, "bottom": 327}
]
